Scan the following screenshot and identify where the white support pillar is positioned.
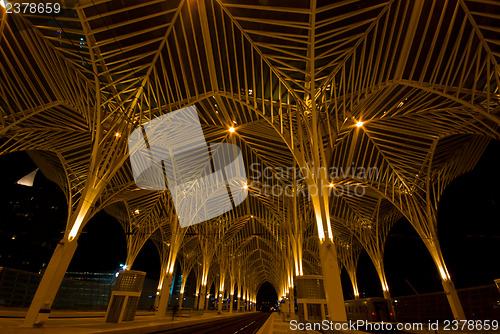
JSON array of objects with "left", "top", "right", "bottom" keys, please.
[
  {"left": 237, "top": 288, "right": 241, "bottom": 312},
  {"left": 194, "top": 293, "right": 199, "bottom": 310},
  {"left": 217, "top": 289, "right": 223, "bottom": 313},
  {"left": 284, "top": 295, "right": 289, "bottom": 317},
  {"left": 23, "top": 238, "right": 78, "bottom": 326},
  {"left": 205, "top": 291, "right": 210, "bottom": 310},
  {"left": 178, "top": 292, "right": 184, "bottom": 307},
  {"left": 155, "top": 274, "right": 173, "bottom": 319},
  {"left": 229, "top": 293, "right": 234, "bottom": 313},
  {"left": 318, "top": 239, "right": 347, "bottom": 322},
  {"left": 422, "top": 232, "right": 466, "bottom": 320},
  {"left": 198, "top": 285, "right": 207, "bottom": 310},
  {"left": 442, "top": 278, "right": 466, "bottom": 320}
]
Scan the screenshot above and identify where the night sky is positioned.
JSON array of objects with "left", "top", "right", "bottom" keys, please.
[{"left": 0, "top": 140, "right": 499, "bottom": 304}]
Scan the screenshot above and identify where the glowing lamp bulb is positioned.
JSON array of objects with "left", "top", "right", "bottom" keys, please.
[
  {"left": 356, "top": 121, "right": 364, "bottom": 127},
  {"left": 329, "top": 183, "right": 334, "bottom": 188},
  {"left": 243, "top": 183, "right": 248, "bottom": 190},
  {"left": 229, "top": 126, "right": 235, "bottom": 133}
]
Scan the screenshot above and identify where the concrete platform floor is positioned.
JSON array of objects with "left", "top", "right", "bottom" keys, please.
[{"left": 0, "top": 308, "right": 255, "bottom": 334}]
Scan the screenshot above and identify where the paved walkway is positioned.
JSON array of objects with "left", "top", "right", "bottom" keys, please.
[
  {"left": 256, "top": 314, "right": 499, "bottom": 334},
  {"left": 0, "top": 308, "right": 254, "bottom": 334},
  {"left": 256, "top": 313, "right": 323, "bottom": 334},
  {"left": 256, "top": 313, "right": 370, "bottom": 334}
]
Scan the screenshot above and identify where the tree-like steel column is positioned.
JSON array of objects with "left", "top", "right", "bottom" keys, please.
[
  {"left": 228, "top": 257, "right": 236, "bottom": 313},
  {"left": 236, "top": 281, "right": 241, "bottom": 312},
  {"left": 298, "top": 143, "right": 346, "bottom": 321},
  {"left": 23, "top": 237, "right": 78, "bottom": 326},
  {"left": 337, "top": 235, "right": 362, "bottom": 299},
  {"left": 22, "top": 86, "right": 129, "bottom": 326},
  {"left": 412, "top": 211, "right": 466, "bottom": 320},
  {"left": 155, "top": 223, "right": 185, "bottom": 319},
  {"left": 194, "top": 262, "right": 203, "bottom": 310},
  {"left": 177, "top": 250, "right": 197, "bottom": 308}
]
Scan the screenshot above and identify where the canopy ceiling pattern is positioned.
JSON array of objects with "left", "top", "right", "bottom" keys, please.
[{"left": 1, "top": 0, "right": 499, "bottom": 295}]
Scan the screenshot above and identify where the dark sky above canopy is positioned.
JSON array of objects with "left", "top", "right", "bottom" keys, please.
[{"left": 0, "top": 140, "right": 499, "bottom": 298}]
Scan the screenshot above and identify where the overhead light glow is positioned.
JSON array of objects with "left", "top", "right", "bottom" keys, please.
[
  {"left": 229, "top": 126, "right": 235, "bottom": 133},
  {"left": 0, "top": 1, "right": 6, "bottom": 9},
  {"left": 356, "top": 121, "right": 364, "bottom": 127},
  {"left": 329, "top": 183, "right": 334, "bottom": 188},
  {"left": 134, "top": 209, "right": 140, "bottom": 214}
]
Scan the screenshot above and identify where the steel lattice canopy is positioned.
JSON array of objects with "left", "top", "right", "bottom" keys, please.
[{"left": 0, "top": 0, "right": 499, "bottom": 290}]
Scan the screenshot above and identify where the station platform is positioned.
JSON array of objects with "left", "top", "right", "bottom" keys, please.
[
  {"left": 255, "top": 313, "right": 367, "bottom": 334},
  {"left": 0, "top": 308, "right": 256, "bottom": 334},
  {"left": 254, "top": 313, "right": 495, "bottom": 334},
  {"left": 1, "top": 309, "right": 490, "bottom": 334}
]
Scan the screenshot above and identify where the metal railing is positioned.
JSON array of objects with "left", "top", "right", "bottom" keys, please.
[
  {"left": 0, "top": 267, "right": 42, "bottom": 308},
  {"left": 0, "top": 267, "right": 111, "bottom": 310},
  {"left": 393, "top": 284, "right": 500, "bottom": 322},
  {"left": 53, "top": 278, "right": 112, "bottom": 310}
]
